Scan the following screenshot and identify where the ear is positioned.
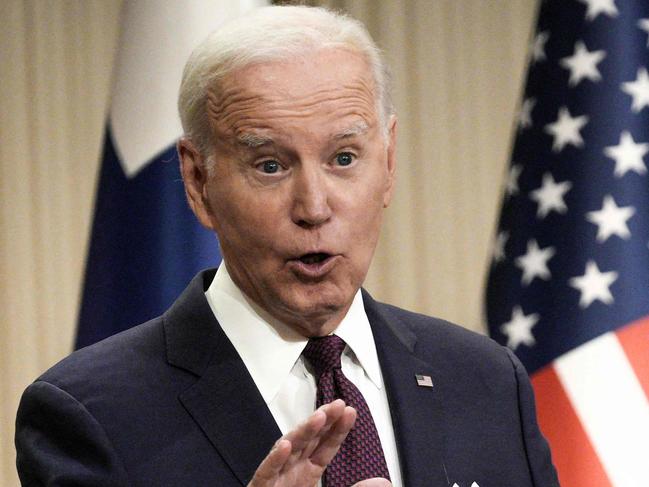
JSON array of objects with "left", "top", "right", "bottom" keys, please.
[
  {"left": 177, "top": 137, "right": 216, "bottom": 231},
  {"left": 382, "top": 115, "right": 398, "bottom": 208}
]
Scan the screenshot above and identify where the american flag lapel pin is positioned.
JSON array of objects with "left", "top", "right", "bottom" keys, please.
[{"left": 415, "top": 374, "right": 433, "bottom": 388}]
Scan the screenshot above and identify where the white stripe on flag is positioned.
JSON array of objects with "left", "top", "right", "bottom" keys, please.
[
  {"left": 555, "top": 332, "right": 649, "bottom": 487},
  {"left": 110, "top": 0, "right": 267, "bottom": 178}
]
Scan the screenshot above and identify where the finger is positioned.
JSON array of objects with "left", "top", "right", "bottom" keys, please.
[
  {"left": 285, "top": 399, "right": 345, "bottom": 456},
  {"left": 279, "top": 409, "right": 329, "bottom": 471},
  {"left": 300, "top": 399, "right": 346, "bottom": 466},
  {"left": 248, "top": 439, "right": 292, "bottom": 486},
  {"left": 282, "top": 408, "right": 326, "bottom": 459},
  {"left": 352, "top": 479, "right": 392, "bottom": 487},
  {"left": 295, "top": 399, "right": 349, "bottom": 461},
  {"left": 309, "top": 405, "right": 357, "bottom": 467}
]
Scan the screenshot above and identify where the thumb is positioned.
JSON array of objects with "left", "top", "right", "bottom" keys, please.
[{"left": 352, "top": 479, "right": 392, "bottom": 487}]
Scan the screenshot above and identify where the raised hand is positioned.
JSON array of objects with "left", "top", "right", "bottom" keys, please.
[{"left": 248, "top": 399, "right": 391, "bottom": 487}]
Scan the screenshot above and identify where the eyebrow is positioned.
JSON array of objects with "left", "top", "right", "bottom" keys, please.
[
  {"left": 332, "top": 121, "right": 369, "bottom": 140},
  {"left": 236, "top": 120, "right": 370, "bottom": 148},
  {"left": 237, "top": 133, "right": 274, "bottom": 148}
]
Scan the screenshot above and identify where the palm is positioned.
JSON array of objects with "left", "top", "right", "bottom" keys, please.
[{"left": 248, "top": 400, "right": 391, "bottom": 487}]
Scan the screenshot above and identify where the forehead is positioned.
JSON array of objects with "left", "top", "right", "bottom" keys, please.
[{"left": 207, "top": 48, "right": 379, "bottom": 139}]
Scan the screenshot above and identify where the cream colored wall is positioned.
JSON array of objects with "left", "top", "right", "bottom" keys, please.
[
  {"left": 0, "top": 1, "right": 536, "bottom": 485},
  {"left": 343, "top": 0, "right": 538, "bottom": 332},
  {"left": 1, "top": 2, "right": 123, "bottom": 485}
]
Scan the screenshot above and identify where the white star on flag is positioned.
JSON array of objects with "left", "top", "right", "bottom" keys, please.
[
  {"left": 518, "top": 98, "right": 536, "bottom": 129},
  {"left": 621, "top": 67, "right": 649, "bottom": 112},
  {"left": 506, "top": 164, "right": 522, "bottom": 197},
  {"left": 488, "top": 2, "right": 649, "bottom": 484},
  {"left": 515, "top": 239, "right": 556, "bottom": 285},
  {"left": 586, "top": 194, "right": 636, "bottom": 242},
  {"left": 560, "top": 40, "right": 606, "bottom": 86},
  {"left": 500, "top": 305, "right": 539, "bottom": 350},
  {"left": 603, "top": 130, "right": 649, "bottom": 177},
  {"left": 531, "top": 31, "right": 550, "bottom": 63},
  {"left": 639, "top": 18, "right": 649, "bottom": 47},
  {"left": 578, "top": 0, "right": 619, "bottom": 21},
  {"left": 530, "top": 173, "right": 572, "bottom": 218},
  {"left": 569, "top": 260, "right": 618, "bottom": 308},
  {"left": 545, "top": 106, "right": 589, "bottom": 152},
  {"left": 492, "top": 231, "right": 509, "bottom": 264}
]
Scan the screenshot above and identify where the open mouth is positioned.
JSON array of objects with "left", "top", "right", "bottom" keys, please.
[
  {"left": 289, "top": 252, "right": 337, "bottom": 278},
  {"left": 298, "top": 252, "right": 331, "bottom": 265}
]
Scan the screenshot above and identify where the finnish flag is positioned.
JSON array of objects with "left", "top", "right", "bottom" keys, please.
[{"left": 76, "top": 0, "right": 266, "bottom": 349}]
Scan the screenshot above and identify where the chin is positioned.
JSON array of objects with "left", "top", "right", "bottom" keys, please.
[{"left": 280, "top": 283, "right": 354, "bottom": 327}]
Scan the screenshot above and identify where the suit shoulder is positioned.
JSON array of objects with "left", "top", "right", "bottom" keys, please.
[
  {"left": 375, "top": 300, "right": 492, "bottom": 343},
  {"left": 37, "top": 317, "right": 167, "bottom": 394},
  {"left": 374, "top": 300, "right": 512, "bottom": 370}
]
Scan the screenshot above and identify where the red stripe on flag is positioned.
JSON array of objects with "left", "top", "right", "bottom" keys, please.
[
  {"left": 531, "top": 365, "right": 612, "bottom": 487},
  {"left": 617, "top": 316, "right": 649, "bottom": 400}
]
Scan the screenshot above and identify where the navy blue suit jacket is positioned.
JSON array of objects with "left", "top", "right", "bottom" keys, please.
[{"left": 16, "top": 269, "right": 559, "bottom": 486}]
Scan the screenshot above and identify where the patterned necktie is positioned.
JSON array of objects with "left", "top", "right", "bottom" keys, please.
[{"left": 303, "top": 335, "right": 391, "bottom": 487}]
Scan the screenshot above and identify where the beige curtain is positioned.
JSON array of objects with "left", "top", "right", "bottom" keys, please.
[
  {"left": 0, "top": 1, "right": 536, "bottom": 485},
  {"left": 327, "top": 0, "right": 537, "bottom": 331},
  {"left": 0, "top": 2, "right": 122, "bottom": 484}
]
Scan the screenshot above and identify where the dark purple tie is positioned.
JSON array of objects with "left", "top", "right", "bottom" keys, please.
[{"left": 303, "top": 335, "right": 391, "bottom": 487}]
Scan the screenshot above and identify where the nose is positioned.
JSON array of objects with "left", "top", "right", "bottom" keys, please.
[{"left": 291, "top": 164, "right": 332, "bottom": 228}]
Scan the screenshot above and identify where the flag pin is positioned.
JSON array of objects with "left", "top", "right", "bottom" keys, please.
[{"left": 415, "top": 374, "right": 433, "bottom": 388}]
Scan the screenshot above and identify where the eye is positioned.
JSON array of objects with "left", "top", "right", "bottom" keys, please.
[
  {"left": 259, "top": 160, "right": 280, "bottom": 174},
  {"left": 335, "top": 152, "right": 354, "bottom": 166}
]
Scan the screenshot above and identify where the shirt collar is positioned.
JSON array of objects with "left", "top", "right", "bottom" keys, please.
[
  {"left": 205, "top": 264, "right": 306, "bottom": 405},
  {"left": 204, "top": 264, "right": 384, "bottom": 405},
  {"left": 334, "top": 291, "right": 384, "bottom": 390}
]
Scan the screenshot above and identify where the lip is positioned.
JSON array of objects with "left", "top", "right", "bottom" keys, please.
[{"left": 287, "top": 253, "right": 340, "bottom": 279}]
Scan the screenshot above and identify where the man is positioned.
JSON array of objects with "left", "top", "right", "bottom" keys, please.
[{"left": 16, "top": 6, "right": 559, "bottom": 487}]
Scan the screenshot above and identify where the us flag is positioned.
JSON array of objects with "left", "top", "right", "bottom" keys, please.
[{"left": 486, "top": 1, "right": 649, "bottom": 486}]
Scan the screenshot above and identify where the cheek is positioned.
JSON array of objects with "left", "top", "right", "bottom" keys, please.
[
  {"left": 344, "top": 183, "right": 385, "bottom": 249},
  {"left": 353, "top": 171, "right": 388, "bottom": 216},
  {"left": 209, "top": 187, "right": 281, "bottom": 249}
]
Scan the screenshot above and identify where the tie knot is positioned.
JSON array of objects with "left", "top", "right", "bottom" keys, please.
[{"left": 302, "top": 335, "right": 346, "bottom": 379}]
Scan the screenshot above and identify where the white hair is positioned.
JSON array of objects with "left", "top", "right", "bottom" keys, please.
[{"left": 178, "top": 5, "right": 394, "bottom": 157}]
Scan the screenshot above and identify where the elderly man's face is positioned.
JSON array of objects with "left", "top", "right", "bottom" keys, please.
[{"left": 180, "top": 48, "right": 396, "bottom": 336}]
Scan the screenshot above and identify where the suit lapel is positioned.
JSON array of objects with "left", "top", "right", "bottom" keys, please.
[
  {"left": 164, "top": 272, "right": 451, "bottom": 485},
  {"left": 364, "top": 291, "right": 450, "bottom": 487},
  {"left": 164, "top": 270, "right": 282, "bottom": 485},
  {"left": 178, "top": 348, "right": 282, "bottom": 485}
]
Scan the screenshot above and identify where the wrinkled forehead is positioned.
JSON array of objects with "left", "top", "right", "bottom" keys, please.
[{"left": 206, "top": 48, "right": 380, "bottom": 138}]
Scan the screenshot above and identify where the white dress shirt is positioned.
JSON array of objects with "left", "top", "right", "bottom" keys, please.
[{"left": 205, "top": 264, "right": 403, "bottom": 486}]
